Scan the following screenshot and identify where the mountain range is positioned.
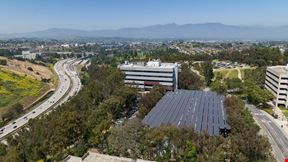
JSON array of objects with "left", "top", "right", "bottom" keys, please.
[{"left": 1, "top": 23, "right": 288, "bottom": 40}]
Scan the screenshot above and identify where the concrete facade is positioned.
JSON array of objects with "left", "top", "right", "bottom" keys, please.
[
  {"left": 118, "top": 60, "right": 179, "bottom": 91},
  {"left": 21, "top": 51, "right": 38, "bottom": 60},
  {"left": 265, "top": 65, "right": 288, "bottom": 108}
]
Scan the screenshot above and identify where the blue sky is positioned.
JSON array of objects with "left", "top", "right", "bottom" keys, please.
[{"left": 0, "top": 0, "right": 287, "bottom": 33}]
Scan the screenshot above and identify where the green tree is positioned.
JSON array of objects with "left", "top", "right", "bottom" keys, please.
[
  {"left": 210, "top": 80, "right": 227, "bottom": 94},
  {"left": 138, "top": 85, "right": 165, "bottom": 118},
  {"left": 108, "top": 118, "right": 145, "bottom": 158},
  {"left": 1, "top": 103, "right": 23, "bottom": 121},
  {"left": 89, "top": 116, "right": 112, "bottom": 146},
  {"left": 178, "top": 63, "right": 203, "bottom": 90},
  {"left": 243, "top": 68, "right": 266, "bottom": 86},
  {"left": 0, "top": 143, "right": 7, "bottom": 156},
  {"left": 224, "top": 96, "right": 273, "bottom": 161},
  {"left": 178, "top": 141, "right": 197, "bottom": 162},
  {"left": 224, "top": 78, "right": 243, "bottom": 90},
  {"left": 1, "top": 147, "right": 22, "bottom": 162},
  {"left": 243, "top": 81, "right": 274, "bottom": 107},
  {"left": 203, "top": 61, "right": 214, "bottom": 86}
]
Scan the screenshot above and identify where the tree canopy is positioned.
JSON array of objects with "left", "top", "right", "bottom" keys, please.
[
  {"left": 203, "top": 61, "right": 214, "bottom": 86},
  {"left": 178, "top": 63, "right": 203, "bottom": 90}
]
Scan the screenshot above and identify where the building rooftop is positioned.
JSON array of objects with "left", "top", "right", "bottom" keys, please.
[
  {"left": 142, "top": 90, "right": 230, "bottom": 136},
  {"left": 267, "top": 65, "right": 288, "bottom": 76},
  {"left": 119, "top": 60, "right": 178, "bottom": 69},
  {"left": 63, "top": 151, "right": 155, "bottom": 162}
]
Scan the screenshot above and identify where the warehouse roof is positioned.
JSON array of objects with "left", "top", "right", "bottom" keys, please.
[{"left": 142, "top": 90, "right": 230, "bottom": 136}]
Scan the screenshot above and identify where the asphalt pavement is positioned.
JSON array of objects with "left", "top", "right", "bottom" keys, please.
[
  {"left": 0, "top": 58, "right": 82, "bottom": 140},
  {"left": 247, "top": 104, "right": 288, "bottom": 162}
]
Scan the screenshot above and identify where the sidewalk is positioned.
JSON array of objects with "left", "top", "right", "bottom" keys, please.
[{"left": 271, "top": 105, "right": 288, "bottom": 137}]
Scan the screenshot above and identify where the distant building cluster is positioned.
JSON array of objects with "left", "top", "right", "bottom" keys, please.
[
  {"left": 213, "top": 61, "right": 247, "bottom": 69},
  {"left": 265, "top": 65, "right": 288, "bottom": 108},
  {"left": 118, "top": 59, "right": 180, "bottom": 91},
  {"left": 170, "top": 44, "right": 221, "bottom": 55}
]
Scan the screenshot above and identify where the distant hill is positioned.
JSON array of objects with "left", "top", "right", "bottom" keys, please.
[{"left": 1, "top": 23, "right": 288, "bottom": 40}]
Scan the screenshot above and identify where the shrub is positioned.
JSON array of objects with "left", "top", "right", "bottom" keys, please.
[{"left": 27, "top": 67, "right": 33, "bottom": 71}]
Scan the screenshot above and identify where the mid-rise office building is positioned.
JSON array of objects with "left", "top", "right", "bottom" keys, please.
[
  {"left": 118, "top": 60, "right": 179, "bottom": 91},
  {"left": 265, "top": 65, "right": 288, "bottom": 108},
  {"left": 21, "top": 51, "right": 39, "bottom": 60}
]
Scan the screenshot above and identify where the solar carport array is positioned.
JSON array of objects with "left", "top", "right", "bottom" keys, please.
[{"left": 142, "top": 90, "right": 230, "bottom": 136}]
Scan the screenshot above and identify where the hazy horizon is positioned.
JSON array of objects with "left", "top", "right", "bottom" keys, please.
[
  {"left": 1, "top": 22, "right": 288, "bottom": 35},
  {"left": 0, "top": 0, "right": 287, "bottom": 33}
]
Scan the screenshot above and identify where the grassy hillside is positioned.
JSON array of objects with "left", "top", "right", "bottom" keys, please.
[{"left": 0, "top": 69, "right": 44, "bottom": 108}]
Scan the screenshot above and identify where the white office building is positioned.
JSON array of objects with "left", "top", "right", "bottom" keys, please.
[
  {"left": 265, "top": 65, "right": 288, "bottom": 108},
  {"left": 118, "top": 60, "right": 180, "bottom": 91},
  {"left": 22, "top": 51, "right": 37, "bottom": 60}
]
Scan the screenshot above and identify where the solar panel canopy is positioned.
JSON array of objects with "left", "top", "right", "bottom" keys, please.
[{"left": 142, "top": 90, "right": 230, "bottom": 136}]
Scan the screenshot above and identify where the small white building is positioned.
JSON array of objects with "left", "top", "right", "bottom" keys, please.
[
  {"left": 56, "top": 52, "right": 72, "bottom": 55},
  {"left": 118, "top": 60, "right": 180, "bottom": 91},
  {"left": 61, "top": 44, "right": 70, "bottom": 48},
  {"left": 265, "top": 65, "right": 288, "bottom": 108},
  {"left": 21, "top": 51, "right": 39, "bottom": 60}
]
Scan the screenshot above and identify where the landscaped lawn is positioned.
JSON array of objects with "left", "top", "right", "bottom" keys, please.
[
  {"left": 214, "top": 69, "right": 229, "bottom": 79},
  {"left": 240, "top": 69, "right": 247, "bottom": 79},
  {"left": 279, "top": 106, "right": 288, "bottom": 118},
  {"left": 214, "top": 69, "right": 239, "bottom": 80},
  {"left": 227, "top": 69, "right": 238, "bottom": 79},
  {"left": 263, "top": 107, "right": 274, "bottom": 115}
]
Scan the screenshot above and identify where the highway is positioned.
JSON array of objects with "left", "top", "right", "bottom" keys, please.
[
  {"left": 0, "top": 58, "right": 82, "bottom": 140},
  {"left": 247, "top": 104, "right": 288, "bottom": 162}
]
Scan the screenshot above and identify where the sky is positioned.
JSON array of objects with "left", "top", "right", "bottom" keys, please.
[{"left": 0, "top": 0, "right": 287, "bottom": 33}]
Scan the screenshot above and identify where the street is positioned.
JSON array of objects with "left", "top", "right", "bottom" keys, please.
[{"left": 247, "top": 104, "right": 288, "bottom": 162}]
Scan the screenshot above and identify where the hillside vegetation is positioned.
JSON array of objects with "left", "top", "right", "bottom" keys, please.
[
  {"left": 0, "top": 69, "right": 45, "bottom": 111},
  {"left": 0, "top": 57, "right": 55, "bottom": 85},
  {"left": 0, "top": 57, "right": 54, "bottom": 121}
]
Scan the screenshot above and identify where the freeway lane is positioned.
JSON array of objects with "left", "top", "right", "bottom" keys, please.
[
  {"left": 247, "top": 104, "right": 288, "bottom": 162},
  {"left": 0, "top": 58, "right": 82, "bottom": 140}
]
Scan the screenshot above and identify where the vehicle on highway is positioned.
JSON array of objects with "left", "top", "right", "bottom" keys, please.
[
  {"left": 0, "top": 59, "right": 82, "bottom": 140},
  {"left": 272, "top": 112, "right": 279, "bottom": 119}
]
